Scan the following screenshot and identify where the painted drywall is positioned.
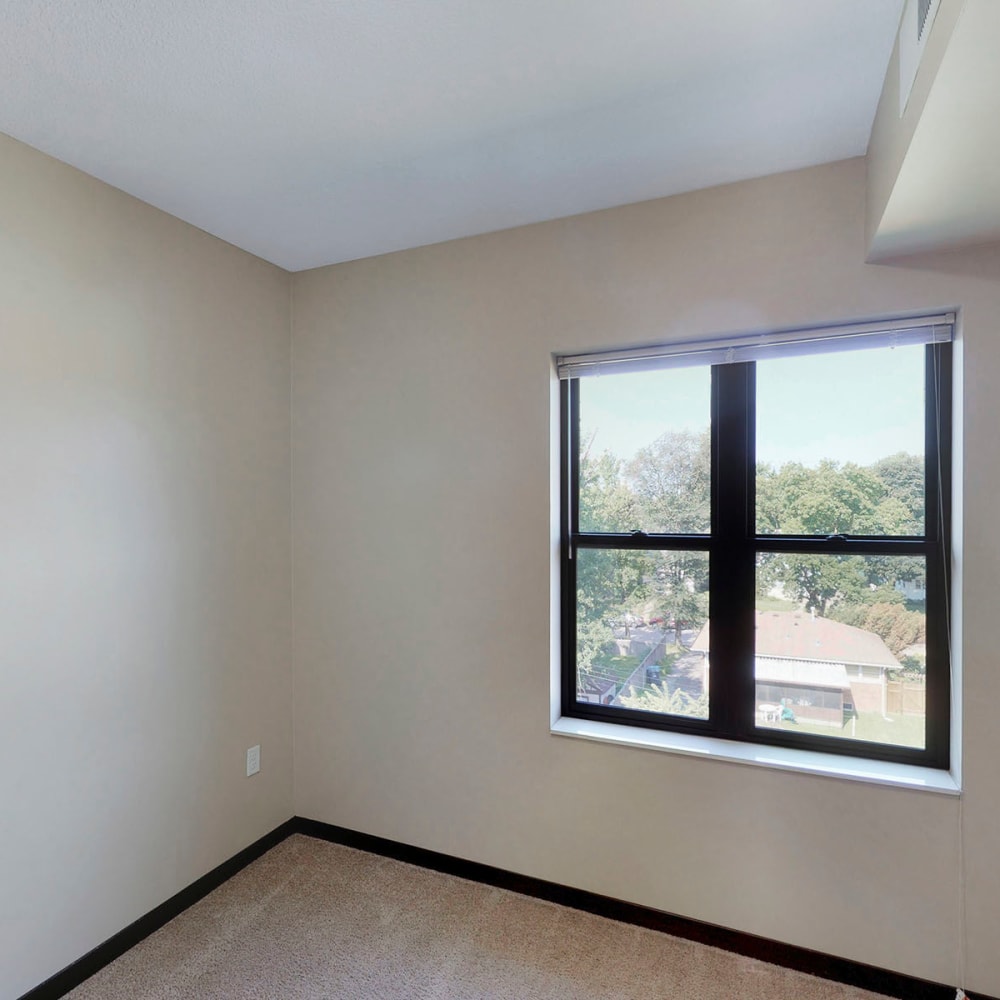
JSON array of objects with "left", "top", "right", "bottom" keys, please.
[
  {"left": 865, "top": 0, "right": 964, "bottom": 256},
  {"left": 0, "top": 133, "right": 293, "bottom": 999},
  {"left": 871, "top": 0, "right": 1000, "bottom": 258},
  {"left": 292, "top": 157, "right": 1000, "bottom": 994}
]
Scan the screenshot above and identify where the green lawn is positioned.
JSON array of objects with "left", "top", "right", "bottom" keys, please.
[
  {"left": 591, "top": 655, "right": 641, "bottom": 683},
  {"left": 755, "top": 596, "right": 799, "bottom": 612},
  {"left": 766, "top": 712, "right": 924, "bottom": 749}
]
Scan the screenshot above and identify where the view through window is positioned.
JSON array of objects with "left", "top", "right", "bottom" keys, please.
[{"left": 562, "top": 328, "right": 951, "bottom": 767}]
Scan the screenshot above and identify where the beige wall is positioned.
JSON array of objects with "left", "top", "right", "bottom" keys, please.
[
  {"left": 6, "top": 130, "right": 1000, "bottom": 998},
  {"left": 0, "top": 134, "right": 293, "bottom": 1000},
  {"left": 292, "top": 157, "right": 1000, "bottom": 994}
]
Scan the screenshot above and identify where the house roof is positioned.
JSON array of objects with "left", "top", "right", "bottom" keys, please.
[{"left": 691, "top": 611, "right": 899, "bottom": 669}]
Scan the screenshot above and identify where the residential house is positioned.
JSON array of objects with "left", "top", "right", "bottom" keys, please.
[{"left": 692, "top": 612, "right": 903, "bottom": 725}]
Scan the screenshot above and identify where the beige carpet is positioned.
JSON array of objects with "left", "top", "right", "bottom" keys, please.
[{"left": 67, "top": 834, "right": 893, "bottom": 999}]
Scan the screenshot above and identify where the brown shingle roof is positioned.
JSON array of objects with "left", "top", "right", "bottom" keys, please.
[{"left": 691, "top": 611, "right": 899, "bottom": 669}]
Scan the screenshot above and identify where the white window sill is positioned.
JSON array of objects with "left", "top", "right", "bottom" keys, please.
[{"left": 551, "top": 716, "right": 960, "bottom": 794}]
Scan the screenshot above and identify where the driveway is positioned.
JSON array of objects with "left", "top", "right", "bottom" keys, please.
[{"left": 664, "top": 647, "right": 707, "bottom": 699}]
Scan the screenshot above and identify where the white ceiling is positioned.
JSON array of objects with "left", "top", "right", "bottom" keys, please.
[{"left": 0, "top": 0, "right": 904, "bottom": 271}]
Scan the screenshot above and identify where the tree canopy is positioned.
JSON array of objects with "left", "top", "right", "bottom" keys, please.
[
  {"left": 577, "top": 428, "right": 926, "bottom": 678},
  {"left": 756, "top": 451, "right": 925, "bottom": 622}
]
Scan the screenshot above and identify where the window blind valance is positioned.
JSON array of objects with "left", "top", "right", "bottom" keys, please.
[{"left": 555, "top": 313, "right": 955, "bottom": 380}]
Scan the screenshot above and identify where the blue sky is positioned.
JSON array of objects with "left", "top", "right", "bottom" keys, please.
[{"left": 579, "top": 344, "right": 925, "bottom": 468}]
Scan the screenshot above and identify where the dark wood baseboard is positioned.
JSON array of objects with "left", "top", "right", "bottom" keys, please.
[
  {"left": 295, "top": 816, "right": 985, "bottom": 1000},
  {"left": 19, "top": 814, "right": 995, "bottom": 1000},
  {"left": 17, "top": 818, "right": 296, "bottom": 1000}
]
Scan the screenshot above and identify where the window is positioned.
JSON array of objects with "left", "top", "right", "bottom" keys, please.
[{"left": 558, "top": 315, "right": 953, "bottom": 768}]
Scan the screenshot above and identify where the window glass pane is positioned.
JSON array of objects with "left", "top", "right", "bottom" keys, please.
[
  {"left": 756, "top": 346, "right": 925, "bottom": 536},
  {"left": 576, "top": 548, "right": 709, "bottom": 720},
  {"left": 579, "top": 369, "right": 711, "bottom": 534},
  {"left": 754, "top": 554, "right": 927, "bottom": 749}
]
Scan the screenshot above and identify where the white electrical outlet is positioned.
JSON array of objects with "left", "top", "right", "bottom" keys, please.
[{"left": 246, "top": 744, "right": 261, "bottom": 777}]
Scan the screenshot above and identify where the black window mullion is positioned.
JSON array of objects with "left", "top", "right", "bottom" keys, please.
[
  {"left": 573, "top": 533, "right": 712, "bottom": 551},
  {"left": 568, "top": 379, "right": 580, "bottom": 539},
  {"left": 710, "top": 363, "right": 756, "bottom": 739},
  {"left": 925, "top": 342, "right": 948, "bottom": 546},
  {"left": 924, "top": 551, "right": 950, "bottom": 768},
  {"left": 754, "top": 537, "right": 931, "bottom": 556},
  {"left": 924, "top": 342, "right": 952, "bottom": 768},
  {"left": 561, "top": 379, "right": 576, "bottom": 717}
]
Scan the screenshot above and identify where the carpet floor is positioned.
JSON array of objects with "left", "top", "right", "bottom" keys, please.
[{"left": 67, "top": 834, "right": 893, "bottom": 999}]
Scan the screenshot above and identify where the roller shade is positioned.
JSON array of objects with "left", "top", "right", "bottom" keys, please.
[{"left": 556, "top": 313, "right": 954, "bottom": 380}]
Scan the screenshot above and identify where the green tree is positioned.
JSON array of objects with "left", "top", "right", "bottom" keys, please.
[
  {"left": 647, "top": 551, "right": 709, "bottom": 644},
  {"left": 858, "top": 602, "right": 925, "bottom": 654},
  {"left": 579, "top": 447, "right": 639, "bottom": 533},
  {"left": 627, "top": 429, "right": 710, "bottom": 534},
  {"left": 758, "top": 552, "right": 868, "bottom": 617},
  {"left": 619, "top": 683, "right": 708, "bottom": 719},
  {"left": 872, "top": 452, "right": 925, "bottom": 532},
  {"left": 757, "top": 460, "right": 909, "bottom": 536},
  {"left": 576, "top": 445, "right": 651, "bottom": 673},
  {"left": 624, "top": 430, "right": 710, "bottom": 641},
  {"left": 756, "top": 455, "right": 927, "bottom": 617}
]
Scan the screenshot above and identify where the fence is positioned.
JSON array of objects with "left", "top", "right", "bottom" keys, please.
[
  {"left": 612, "top": 633, "right": 667, "bottom": 705},
  {"left": 885, "top": 679, "right": 926, "bottom": 716}
]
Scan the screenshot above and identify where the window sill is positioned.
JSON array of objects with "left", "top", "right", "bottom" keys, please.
[{"left": 550, "top": 716, "right": 960, "bottom": 794}]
